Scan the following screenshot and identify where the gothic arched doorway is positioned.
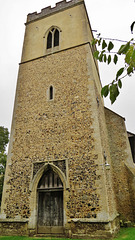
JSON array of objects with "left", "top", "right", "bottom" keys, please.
[{"left": 37, "top": 166, "right": 64, "bottom": 234}]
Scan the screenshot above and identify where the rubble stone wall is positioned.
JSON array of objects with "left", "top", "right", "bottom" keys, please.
[
  {"left": 0, "top": 221, "right": 28, "bottom": 236},
  {"left": 105, "top": 108, "right": 135, "bottom": 221},
  {"left": 1, "top": 45, "right": 117, "bottom": 235}
]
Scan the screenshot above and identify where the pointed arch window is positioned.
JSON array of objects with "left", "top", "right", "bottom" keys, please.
[
  {"left": 54, "top": 29, "right": 59, "bottom": 47},
  {"left": 47, "top": 28, "right": 60, "bottom": 50},
  {"left": 47, "top": 31, "right": 52, "bottom": 49}
]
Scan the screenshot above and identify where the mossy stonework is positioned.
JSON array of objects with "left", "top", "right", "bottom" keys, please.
[{"left": 0, "top": 0, "right": 135, "bottom": 238}]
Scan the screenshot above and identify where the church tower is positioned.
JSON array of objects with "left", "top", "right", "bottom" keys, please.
[{"left": 0, "top": 0, "right": 126, "bottom": 237}]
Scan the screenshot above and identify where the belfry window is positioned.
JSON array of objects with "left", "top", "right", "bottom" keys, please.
[
  {"left": 47, "top": 32, "right": 52, "bottom": 49},
  {"left": 54, "top": 29, "right": 59, "bottom": 47},
  {"left": 47, "top": 28, "right": 60, "bottom": 49}
]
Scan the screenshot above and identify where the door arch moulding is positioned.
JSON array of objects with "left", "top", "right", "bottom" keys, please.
[{"left": 28, "top": 162, "right": 68, "bottom": 233}]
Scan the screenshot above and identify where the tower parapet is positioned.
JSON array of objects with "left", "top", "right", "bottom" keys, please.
[{"left": 27, "top": 0, "right": 83, "bottom": 24}]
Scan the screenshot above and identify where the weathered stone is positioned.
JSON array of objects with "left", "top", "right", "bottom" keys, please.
[{"left": 0, "top": 0, "right": 135, "bottom": 238}]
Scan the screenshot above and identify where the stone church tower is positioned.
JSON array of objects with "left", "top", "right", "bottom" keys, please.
[{"left": 0, "top": 0, "right": 135, "bottom": 238}]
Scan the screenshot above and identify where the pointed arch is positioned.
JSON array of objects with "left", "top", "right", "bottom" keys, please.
[
  {"left": 30, "top": 163, "right": 67, "bottom": 192},
  {"left": 38, "top": 166, "right": 63, "bottom": 189},
  {"left": 54, "top": 29, "right": 59, "bottom": 47},
  {"left": 29, "top": 163, "right": 67, "bottom": 231},
  {"left": 47, "top": 31, "right": 52, "bottom": 49},
  {"left": 44, "top": 26, "right": 62, "bottom": 52}
]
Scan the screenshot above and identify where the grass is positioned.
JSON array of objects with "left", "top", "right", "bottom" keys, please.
[
  {"left": 0, "top": 228, "right": 135, "bottom": 240},
  {"left": 113, "top": 227, "right": 135, "bottom": 240}
]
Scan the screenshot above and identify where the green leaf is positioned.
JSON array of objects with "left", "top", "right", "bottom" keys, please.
[
  {"left": 108, "top": 41, "right": 114, "bottom": 52},
  {"left": 98, "top": 53, "right": 103, "bottom": 62},
  {"left": 118, "top": 45, "right": 125, "bottom": 55},
  {"left": 125, "top": 53, "right": 131, "bottom": 64},
  {"left": 127, "top": 66, "right": 134, "bottom": 75},
  {"left": 98, "top": 50, "right": 105, "bottom": 62},
  {"left": 91, "top": 39, "right": 98, "bottom": 46},
  {"left": 130, "top": 50, "right": 135, "bottom": 68},
  {"left": 93, "top": 50, "right": 99, "bottom": 59},
  {"left": 114, "top": 54, "right": 118, "bottom": 64},
  {"left": 113, "top": 84, "right": 119, "bottom": 97},
  {"left": 117, "top": 42, "right": 130, "bottom": 55},
  {"left": 104, "top": 54, "right": 107, "bottom": 63},
  {"left": 102, "top": 40, "right": 107, "bottom": 49},
  {"left": 116, "top": 67, "right": 124, "bottom": 80},
  {"left": 110, "top": 92, "right": 116, "bottom": 104},
  {"left": 132, "top": 49, "right": 135, "bottom": 61},
  {"left": 108, "top": 55, "right": 111, "bottom": 64},
  {"left": 98, "top": 38, "right": 102, "bottom": 46},
  {"left": 110, "top": 84, "right": 119, "bottom": 104},
  {"left": 125, "top": 45, "right": 134, "bottom": 64},
  {"left": 118, "top": 80, "right": 122, "bottom": 89},
  {"left": 101, "top": 85, "right": 109, "bottom": 97}
]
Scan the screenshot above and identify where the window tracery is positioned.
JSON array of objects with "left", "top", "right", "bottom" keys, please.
[{"left": 46, "top": 27, "right": 60, "bottom": 50}]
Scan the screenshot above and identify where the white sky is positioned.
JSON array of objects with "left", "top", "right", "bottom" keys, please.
[{"left": 0, "top": 0, "right": 135, "bottom": 133}]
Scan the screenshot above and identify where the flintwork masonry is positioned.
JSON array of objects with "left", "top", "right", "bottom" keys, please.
[{"left": 0, "top": 0, "right": 135, "bottom": 238}]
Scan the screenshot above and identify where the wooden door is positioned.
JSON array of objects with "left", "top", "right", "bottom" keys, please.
[{"left": 37, "top": 168, "right": 64, "bottom": 234}]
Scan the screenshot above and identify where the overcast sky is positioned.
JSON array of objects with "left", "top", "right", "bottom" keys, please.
[{"left": 0, "top": 0, "right": 135, "bottom": 133}]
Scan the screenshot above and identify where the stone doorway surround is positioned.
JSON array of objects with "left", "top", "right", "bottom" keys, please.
[
  {"left": 28, "top": 163, "right": 68, "bottom": 236},
  {"left": 37, "top": 167, "right": 64, "bottom": 234}
]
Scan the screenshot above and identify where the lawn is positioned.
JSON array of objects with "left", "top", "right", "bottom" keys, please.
[
  {"left": 0, "top": 228, "right": 135, "bottom": 240},
  {"left": 114, "top": 227, "right": 135, "bottom": 240}
]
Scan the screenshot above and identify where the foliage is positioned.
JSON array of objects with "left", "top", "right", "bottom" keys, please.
[
  {"left": 0, "top": 126, "right": 9, "bottom": 203},
  {"left": 0, "top": 127, "right": 9, "bottom": 153},
  {"left": 92, "top": 23, "right": 135, "bottom": 104}
]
